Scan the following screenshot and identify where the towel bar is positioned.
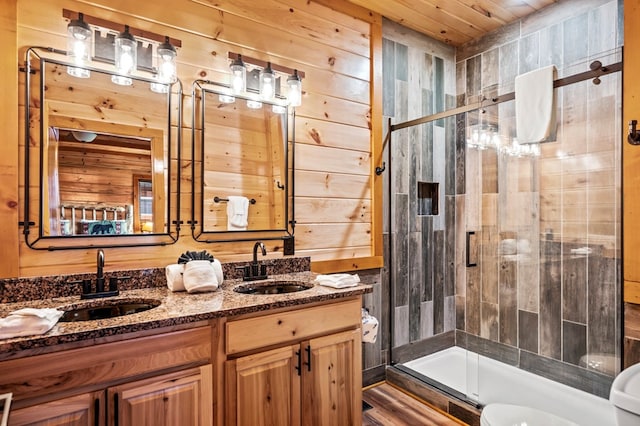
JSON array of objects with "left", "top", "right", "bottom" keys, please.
[{"left": 214, "top": 196, "right": 256, "bottom": 204}]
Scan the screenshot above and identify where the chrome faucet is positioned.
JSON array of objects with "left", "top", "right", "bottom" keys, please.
[{"left": 96, "top": 249, "right": 105, "bottom": 292}]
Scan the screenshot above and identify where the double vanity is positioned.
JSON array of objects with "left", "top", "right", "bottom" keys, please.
[{"left": 0, "top": 260, "right": 370, "bottom": 425}]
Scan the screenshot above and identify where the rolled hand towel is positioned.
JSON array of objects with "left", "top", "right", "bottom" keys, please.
[
  {"left": 0, "top": 308, "right": 63, "bottom": 339},
  {"left": 361, "top": 309, "right": 379, "bottom": 344},
  {"left": 314, "top": 273, "right": 360, "bottom": 289},
  {"left": 183, "top": 260, "right": 219, "bottom": 293},
  {"left": 212, "top": 259, "right": 224, "bottom": 284},
  {"left": 166, "top": 263, "right": 186, "bottom": 292}
]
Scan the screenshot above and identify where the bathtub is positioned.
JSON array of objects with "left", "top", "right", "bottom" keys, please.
[{"left": 403, "top": 346, "right": 615, "bottom": 426}]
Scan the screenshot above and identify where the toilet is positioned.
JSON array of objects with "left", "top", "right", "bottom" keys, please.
[
  {"left": 610, "top": 361, "right": 640, "bottom": 425},
  {"left": 480, "top": 403, "right": 578, "bottom": 426}
]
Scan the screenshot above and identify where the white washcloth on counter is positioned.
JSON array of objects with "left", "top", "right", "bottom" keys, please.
[
  {"left": 166, "top": 263, "right": 186, "bottom": 292},
  {"left": 183, "top": 260, "right": 220, "bottom": 293},
  {"left": 314, "top": 273, "right": 360, "bottom": 289},
  {"left": 0, "top": 308, "right": 63, "bottom": 340},
  {"left": 361, "top": 309, "right": 379, "bottom": 344},
  {"left": 515, "top": 65, "right": 557, "bottom": 143},
  {"left": 227, "top": 196, "right": 249, "bottom": 231}
]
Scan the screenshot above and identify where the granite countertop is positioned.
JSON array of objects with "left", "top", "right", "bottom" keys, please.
[{"left": 0, "top": 271, "right": 372, "bottom": 357}]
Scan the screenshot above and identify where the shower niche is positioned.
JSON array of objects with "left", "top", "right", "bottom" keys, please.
[{"left": 417, "top": 181, "right": 438, "bottom": 216}]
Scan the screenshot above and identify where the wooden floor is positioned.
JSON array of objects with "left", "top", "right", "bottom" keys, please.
[{"left": 362, "top": 383, "right": 466, "bottom": 426}]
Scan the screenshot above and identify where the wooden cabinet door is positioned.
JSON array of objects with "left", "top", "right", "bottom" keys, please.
[
  {"left": 109, "top": 365, "right": 213, "bottom": 426},
  {"left": 225, "top": 345, "right": 300, "bottom": 426},
  {"left": 301, "top": 329, "right": 362, "bottom": 426},
  {"left": 9, "top": 391, "right": 105, "bottom": 426}
]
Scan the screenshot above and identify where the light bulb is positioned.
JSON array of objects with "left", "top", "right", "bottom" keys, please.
[
  {"left": 156, "top": 36, "right": 177, "bottom": 83},
  {"left": 260, "top": 62, "right": 276, "bottom": 100},
  {"left": 114, "top": 25, "right": 137, "bottom": 76},
  {"left": 66, "top": 13, "right": 92, "bottom": 78},
  {"left": 287, "top": 70, "right": 302, "bottom": 107},
  {"left": 229, "top": 55, "right": 246, "bottom": 94}
]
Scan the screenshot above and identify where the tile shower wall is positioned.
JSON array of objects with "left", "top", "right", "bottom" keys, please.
[
  {"left": 380, "top": 19, "right": 461, "bottom": 364},
  {"left": 456, "top": 0, "right": 622, "bottom": 397}
]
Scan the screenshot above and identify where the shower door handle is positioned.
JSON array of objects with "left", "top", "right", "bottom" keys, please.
[
  {"left": 629, "top": 120, "right": 640, "bottom": 145},
  {"left": 466, "top": 231, "right": 477, "bottom": 267}
]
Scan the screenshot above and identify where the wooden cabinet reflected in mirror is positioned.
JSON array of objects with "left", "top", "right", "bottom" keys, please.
[
  {"left": 23, "top": 49, "right": 179, "bottom": 249},
  {"left": 192, "top": 82, "right": 292, "bottom": 241}
]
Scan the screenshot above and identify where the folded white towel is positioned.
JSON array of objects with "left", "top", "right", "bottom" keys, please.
[
  {"left": 314, "top": 273, "right": 360, "bottom": 289},
  {"left": 166, "top": 263, "right": 186, "bottom": 292},
  {"left": 227, "top": 196, "right": 249, "bottom": 231},
  {"left": 515, "top": 65, "right": 557, "bottom": 143},
  {"left": 0, "top": 308, "right": 63, "bottom": 339},
  {"left": 183, "top": 260, "right": 219, "bottom": 293}
]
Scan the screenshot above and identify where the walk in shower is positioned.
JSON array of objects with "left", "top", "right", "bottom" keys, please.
[{"left": 380, "top": 0, "right": 622, "bottom": 420}]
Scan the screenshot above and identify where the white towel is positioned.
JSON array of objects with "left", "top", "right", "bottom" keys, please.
[
  {"left": 0, "top": 308, "right": 63, "bottom": 339},
  {"left": 166, "top": 263, "right": 186, "bottom": 292},
  {"left": 314, "top": 273, "right": 360, "bottom": 289},
  {"left": 227, "top": 196, "right": 249, "bottom": 231},
  {"left": 212, "top": 259, "right": 224, "bottom": 284},
  {"left": 361, "top": 309, "right": 379, "bottom": 344},
  {"left": 515, "top": 65, "right": 557, "bottom": 144},
  {"left": 183, "top": 260, "right": 219, "bottom": 293}
]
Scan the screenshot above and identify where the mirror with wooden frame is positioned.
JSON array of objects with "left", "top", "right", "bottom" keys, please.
[
  {"left": 23, "top": 49, "right": 181, "bottom": 250},
  {"left": 192, "top": 81, "right": 292, "bottom": 242}
]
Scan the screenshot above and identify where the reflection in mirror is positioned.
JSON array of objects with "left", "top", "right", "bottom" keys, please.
[
  {"left": 23, "top": 49, "right": 180, "bottom": 249},
  {"left": 192, "top": 82, "right": 292, "bottom": 241},
  {"left": 44, "top": 128, "right": 164, "bottom": 236}
]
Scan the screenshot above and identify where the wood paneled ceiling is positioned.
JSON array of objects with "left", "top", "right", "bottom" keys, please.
[{"left": 344, "top": 0, "right": 557, "bottom": 46}]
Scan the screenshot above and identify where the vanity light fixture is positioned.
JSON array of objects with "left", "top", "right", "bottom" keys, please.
[
  {"left": 66, "top": 12, "right": 92, "bottom": 78},
  {"left": 63, "top": 10, "right": 183, "bottom": 89},
  {"left": 259, "top": 62, "right": 276, "bottom": 100},
  {"left": 230, "top": 54, "right": 247, "bottom": 94},
  {"left": 227, "top": 52, "right": 305, "bottom": 108},
  {"left": 287, "top": 70, "right": 302, "bottom": 107},
  {"left": 112, "top": 25, "right": 137, "bottom": 86}
]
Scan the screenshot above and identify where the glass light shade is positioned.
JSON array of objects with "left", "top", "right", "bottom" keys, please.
[
  {"left": 246, "top": 99, "right": 263, "bottom": 109},
  {"left": 111, "top": 75, "right": 133, "bottom": 86},
  {"left": 219, "top": 94, "right": 236, "bottom": 104},
  {"left": 230, "top": 55, "right": 246, "bottom": 94},
  {"left": 66, "top": 13, "right": 92, "bottom": 78},
  {"left": 287, "top": 70, "right": 302, "bottom": 107},
  {"left": 259, "top": 62, "right": 276, "bottom": 100},
  {"left": 272, "top": 104, "right": 286, "bottom": 114},
  {"left": 156, "top": 36, "right": 177, "bottom": 83},
  {"left": 114, "top": 25, "right": 137, "bottom": 76},
  {"left": 150, "top": 80, "right": 169, "bottom": 94}
]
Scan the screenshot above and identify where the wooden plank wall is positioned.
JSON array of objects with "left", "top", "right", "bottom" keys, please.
[
  {"left": 3, "top": 0, "right": 382, "bottom": 278},
  {"left": 0, "top": 0, "right": 19, "bottom": 278}
]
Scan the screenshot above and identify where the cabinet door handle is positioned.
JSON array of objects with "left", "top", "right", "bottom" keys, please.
[
  {"left": 295, "top": 349, "right": 301, "bottom": 376},
  {"left": 304, "top": 345, "right": 311, "bottom": 372},
  {"left": 113, "top": 393, "right": 119, "bottom": 426},
  {"left": 94, "top": 398, "right": 100, "bottom": 426}
]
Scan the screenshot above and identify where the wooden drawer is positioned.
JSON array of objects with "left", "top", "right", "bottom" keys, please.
[
  {"left": 0, "top": 325, "right": 212, "bottom": 404},
  {"left": 226, "top": 298, "right": 361, "bottom": 355}
]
